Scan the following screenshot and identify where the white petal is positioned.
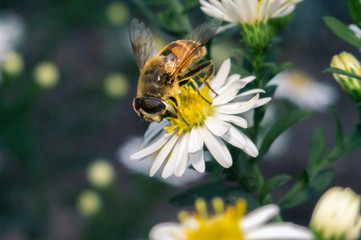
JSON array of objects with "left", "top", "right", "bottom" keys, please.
[
  {"left": 210, "top": 58, "right": 231, "bottom": 91},
  {"left": 236, "top": 89, "right": 265, "bottom": 98},
  {"left": 212, "top": 73, "right": 242, "bottom": 97},
  {"left": 216, "top": 23, "right": 237, "bottom": 33},
  {"left": 149, "top": 134, "right": 179, "bottom": 176},
  {"left": 213, "top": 81, "right": 247, "bottom": 105},
  {"left": 214, "top": 94, "right": 259, "bottom": 114},
  {"left": 188, "top": 126, "right": 204, "bottom": 153},
  {"left": 214, "top": 113, "right": 248, "bottom": 128},
  {"left": 130, "top": 131, "right": 175, "bottom": 160},
  {"left": 243, "top": 75, "right": 256, "bottom": 84},
  {"left": 142, "top": 120, "right": 169, "bottom": 148},
  {"left": 245, "top": 223, "right": 315, "bottom": 240},
  {"left": 204, "top": 116, "right": 230, "bottom": 137},
  {"left": 175, "top": 131, "right": 190, "bottom": 177},
  {"left": 149, "top": 222, "right": 186, "bottom": 240},
  {"left": 242, "top": 204, "right": 279, "bottom": 230},
  {"left": 162, "top": 134, "right": 183, "bottom": 178},
  {"left": 221, "top": 125, "right": 258, "bottom": 157},
  {"left": 201, "top": 127, "right": 232, "bottom": 168},
  {"left": 190, "top": 150, "right": 205, "bottom": 173},
  {"left": 254, "top": 97, "right": 272, "bottom": 108}
]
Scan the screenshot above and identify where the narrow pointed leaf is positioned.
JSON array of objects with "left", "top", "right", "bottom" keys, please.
[
  {"left": 325, "top": 67, "right": 361, "bottom": 81},
  {"left": 259, "top": 174, "right": 292, "bottom": 203},
  {"left": 258, "top": 109, "right": 315, "bottom": 159},
  {"left": 308, "top": 128, "right": 326, "bottom": 169},
  {"left": 323, "top": 16, "right": 361, "bottom": 48}
]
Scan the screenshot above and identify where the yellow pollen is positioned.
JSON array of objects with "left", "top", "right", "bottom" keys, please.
[
  {"left": 184, "top": 198, "right": 246, "bottom": 240},
  {"left": 164, "top": 85, "right": 212, "bottom": 134}
]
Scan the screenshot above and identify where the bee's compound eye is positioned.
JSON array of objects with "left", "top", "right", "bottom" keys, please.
[{"left": 134, "top": 98, "right": 166, "bottom": 114}]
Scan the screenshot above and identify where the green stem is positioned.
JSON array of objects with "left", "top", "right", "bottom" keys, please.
[{"left": 169, "top": 0, "right": 192, "bottom": 33}]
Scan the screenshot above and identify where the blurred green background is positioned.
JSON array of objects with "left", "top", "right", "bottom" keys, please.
[{"left": 0, "top": 0, "right": 360, "bottom": 239}]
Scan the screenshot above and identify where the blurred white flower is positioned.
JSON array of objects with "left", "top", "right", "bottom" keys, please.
[
  {"left": 310, "top": 187, "right": 361, "bottom": 240},
  {"left": 0, "top": 13, "right": 24, "bottom": 61},
  {"left": 77, "top": 190, "right": 102, "bottom": 217},
  {"left": 118, "top": 136, "right": 204, "bottom": 187},
  {"left": 349, "top": 24, "right": 361, "bottom": 52},
  {"left": 2, "top": 51, "right": 24, "bottom": 76},
  {"left": 270, "top": 69, "right": 338, "bottom": 111},
  {"left": 86, "top": 159, "right": 115, "bottom": 188},
  {"left": 33, "top": 61, "right": 60, "bottom": 89},
  {"left": 349, "top": 24, "right": 361, "bottom": 39},
  {"left": 130, "top": 59, "right": 271, "bottom": 178},
  {"left": 0, "top": 13, "right": 24, "bottom": 83},
  {"left": 150, "top": 197, "right": 314, "bottom": 240},
  {"left": 104, "top": 73, "right": 129, "bottom": 98},
  {"left": 200, "top": 0, "right": 303, "bottom": 30}
]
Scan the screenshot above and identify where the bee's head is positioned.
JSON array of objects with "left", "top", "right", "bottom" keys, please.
[{"left": 133, "top": 97, "right": 176, "bottom": 122}]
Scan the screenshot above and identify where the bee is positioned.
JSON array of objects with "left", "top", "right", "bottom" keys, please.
[{"left": 129, "top": 18, "right": 222, "bottom": 123}]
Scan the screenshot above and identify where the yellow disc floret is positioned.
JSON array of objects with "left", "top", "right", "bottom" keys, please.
[
  {"left": 165, "top": 85, "right": 213, "bottom": 135},
  {"left": 180, "top": 198, "right": 246, "bottom": 240}
]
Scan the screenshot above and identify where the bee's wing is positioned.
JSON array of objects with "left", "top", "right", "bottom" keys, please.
[
  {"left": 129, "top": 19, "right": 157, "bottom": 72},
  {"left": 168, "top": 17, "right": 223, "bottom": 80}
]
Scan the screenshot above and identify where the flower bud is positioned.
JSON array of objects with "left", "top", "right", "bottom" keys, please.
[
  {"left": 310, "top": 187, "right": 361, "bottom": 240},
  {"left": 86, "top": 159, "right": 115, "bottom": 188},
  {"left": 77, "top": 190, "right": 102, "bottom": 217},
  {"left": 33, "top": 61, "right": 60, "bottom": 89},
  {"left": 2, "top": 51, "right": 24, "bottom": 76},
  {"left": 240, "top": 21, "right": 271, "bottom": 51},
  {"left": 330, "top": 52, "right": 361, "bottom": 102}
]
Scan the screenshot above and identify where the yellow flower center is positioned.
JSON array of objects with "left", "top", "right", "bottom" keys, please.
[
  {"left": 164, "top": 86, "right": 212, "bottom": 135},
  {"left": 289, "top": 70, "right": 311, "bottom": 89},
  {"left": 180, "top": 198, "right": 246, "bottom": 240}
]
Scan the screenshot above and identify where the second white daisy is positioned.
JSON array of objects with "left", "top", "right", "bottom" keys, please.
[{"left": 130, "top": 59, "right": 271, "bottom": 178}]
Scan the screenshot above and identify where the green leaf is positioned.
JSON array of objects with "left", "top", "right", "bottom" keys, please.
[
  {"left": 308, "top": 128, "right": 326, "bottom": 169},
  {"left": 264, "top": 85, "right": 277, "bottom": 98},
  {"left": 323, "top": 16, "right": 361, "bottom": 48},
  {"left": 324, "top": 67, "right": 361, "bottom": 81},
  {"left": 234, "top": 48, "right": 253, "bottom": 63},
  {"left": 258, "top": 109, "right": 315, "bottom": 159},
  {"left": 279, "top": 169, "right": 335, "bottom": 209},
  {"left": 259, "top": 174, "right": 292, "bottom": 203},
  {"left": 170, "top": 180, "right": 239, "bottom": 206},
  {"left": 184, "top": 0, "right": 199, "bottom": 12},
  {"left": 329, "top": 105, "right": 344, "bottom": 148},
  {"left": 348, "top": 0, "right": 361, "bottom": 28}
]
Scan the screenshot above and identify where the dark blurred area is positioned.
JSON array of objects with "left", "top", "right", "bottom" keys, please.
[{"left": 0, "top": 0, "right": 360, "bottom": 239}]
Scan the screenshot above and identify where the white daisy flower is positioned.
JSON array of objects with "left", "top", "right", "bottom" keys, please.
[
  {"left": 149, "top": 197, "right": 314, "bottom": 240},
  {"left": 200, "top": 0, "right": 303, "bottom": 29},
  {"left": 270, "top": 69, "right": 338, "bottom": 111},
  {"left": 310, "top": 187, "right": 361, "bottom": 240},
  {"left": 118, "top": 136, "right": 204, "bottom": 187},
  {"left": 130, "top": 59, "right": 271, "bottom": 178}
]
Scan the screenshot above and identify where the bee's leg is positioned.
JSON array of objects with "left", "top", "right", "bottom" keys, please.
[
  {"left": 178, "top": 60, "right": 219, "bottom": 97},
  {"left": 169, "top": 97, "right": 190, "bottom": 127},
  {"left": 189, "top": 78, "right": 212, "bottom": 105}
]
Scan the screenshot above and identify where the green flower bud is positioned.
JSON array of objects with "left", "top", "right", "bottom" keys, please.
[
  {"left": 330, "top": 52, "right": 361, "bottom": 102},
  {"left": 240, "top": 21, "right": 271, "bottom": 51}
]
